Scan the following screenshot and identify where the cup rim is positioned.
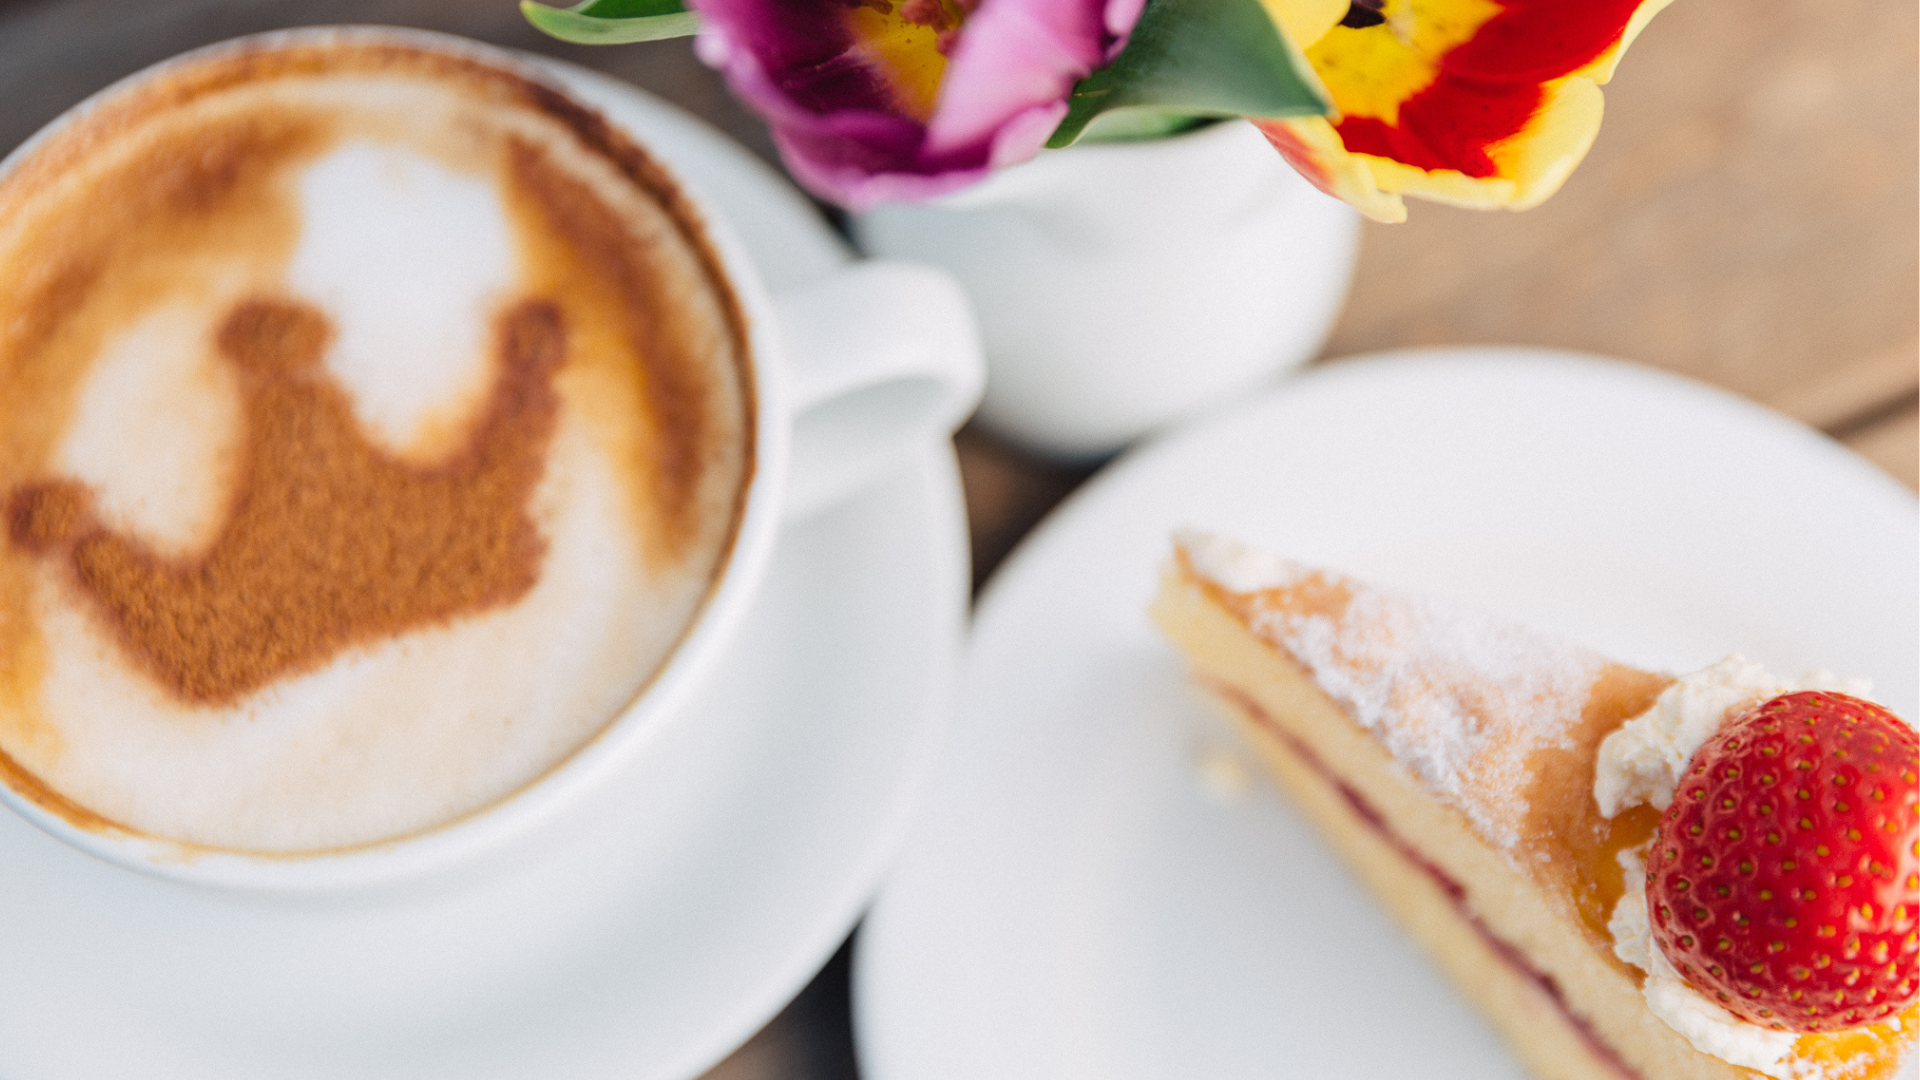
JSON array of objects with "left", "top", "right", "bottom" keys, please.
[{"left": 0, "top": 25, "right": 793, "bottom": 892}]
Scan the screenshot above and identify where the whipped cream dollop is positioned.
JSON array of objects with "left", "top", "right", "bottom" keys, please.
[
  {"left": 1609, "top": 846, "right": 1801, "bottom": 1076},
  {"left": 1595, "top": 656, "right": 1874, "bottom": 1078},
  {"left": 1593, "top": 655, "right": 1867, "bottom": 818}
]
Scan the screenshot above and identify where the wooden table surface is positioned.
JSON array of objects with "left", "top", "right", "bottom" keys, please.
[{"left": 0, "top": 0, "right": 1911, "bottom": 1076}]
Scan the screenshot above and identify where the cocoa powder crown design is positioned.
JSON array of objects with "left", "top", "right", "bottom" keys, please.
[{"left": 6, "top": 293, "right": 567, "bottom": 706}]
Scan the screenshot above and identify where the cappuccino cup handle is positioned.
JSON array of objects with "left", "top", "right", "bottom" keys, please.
[{"left": 772, "top": 260, "right": 983, "bottom": 519}]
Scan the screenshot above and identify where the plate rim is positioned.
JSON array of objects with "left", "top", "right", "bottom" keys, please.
[{"left": 854, "top": 345, "right": 1918, "bottom": 1080}]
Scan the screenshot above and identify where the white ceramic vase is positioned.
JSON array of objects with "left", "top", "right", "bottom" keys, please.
[{"left": 854, "top": 118, "right": 1360, "bottom": 460}]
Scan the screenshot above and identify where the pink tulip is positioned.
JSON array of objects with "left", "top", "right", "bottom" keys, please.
[{"left": 690, "top": 0, "right": 1145, "bottom": 208}]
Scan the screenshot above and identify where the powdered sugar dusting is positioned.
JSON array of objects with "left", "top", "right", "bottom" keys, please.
[
  {"left": 1178, "top": 527, "right": 1303, "bottom": 594},
  {"left": 1177, "top": 531, "right": 1606, "bottom": 850}
]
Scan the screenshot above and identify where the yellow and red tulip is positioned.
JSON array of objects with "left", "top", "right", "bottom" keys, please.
[{"left": 1250, "top": 0, "right": 1672, "bottom": 222}]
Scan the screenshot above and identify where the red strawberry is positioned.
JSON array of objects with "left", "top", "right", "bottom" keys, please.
[{"left": 1646, "top": 691, "right": 1919, "bottom": 1032}]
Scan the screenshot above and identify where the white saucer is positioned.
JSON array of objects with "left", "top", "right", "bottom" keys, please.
[
  {"left": 854, "top": 349, "right": 1917, "bottom": 1080},
  {"left": 0, "top": 74, "right": 968, "bottom": 1080}
]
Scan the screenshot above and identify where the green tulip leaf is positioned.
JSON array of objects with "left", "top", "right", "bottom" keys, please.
[
  {"left": 520, "top": 0, "right": 699, "bottom": 45},
  {"left": 1049, "top": 0, "right": 1329, "bottom": 148},
  {"left": 1075, "top": 109, "right": 1215, "bottom": 142}
]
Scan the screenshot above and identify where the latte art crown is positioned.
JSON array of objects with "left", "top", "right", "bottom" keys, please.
[
  {"left": 0, "top": 37, "right": 752, "bottom": 853},
  {"left": 9, "top": 296, "right": 565, "bottom": 704}
]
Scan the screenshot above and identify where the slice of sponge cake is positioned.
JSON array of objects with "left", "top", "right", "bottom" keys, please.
[{"left": 1151, "top": 530, "right": 1913, "bottom": 1080}]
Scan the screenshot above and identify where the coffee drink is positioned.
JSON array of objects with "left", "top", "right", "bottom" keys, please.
[{"left": 0, "top": 35, "right": 754, "bottom": 853}]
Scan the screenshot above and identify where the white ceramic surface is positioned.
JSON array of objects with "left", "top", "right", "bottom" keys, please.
[
  {"left": 854, "top": 348, "right": 1918, "bottom": 1080},
  {"left": 0, "top": 32, "right": 981, "bottom": 888},
  {"left": 0, "top": 71, "right": 970, "bottom": 1080},
  {"left": 855, "top": 120, "right": 1360, "bottom": 461}
]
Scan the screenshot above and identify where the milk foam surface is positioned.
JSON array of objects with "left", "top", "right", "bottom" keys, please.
[
  {"left": 54, "top": 304, "right": 243, "bottom": 557},
  {"left": 287, "top": 140, "right": 516, "bottom": 459},
  {"left": 0, "top": 45, "right": 750, "bottom": 852}
]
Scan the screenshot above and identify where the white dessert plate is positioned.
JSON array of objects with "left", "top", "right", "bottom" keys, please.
[
  {"left": 854, "top": 349, "right": 1918, "bottom": 1080},
  {"left": 0, "top": 72, "right": 968, "bottom": 1080}
]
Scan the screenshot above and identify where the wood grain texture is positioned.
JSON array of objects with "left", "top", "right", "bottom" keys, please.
[
  {"left": 1319, "top": 0, "right": 1919, "bottom": 454},
  {"left": 955, "top": 426, "right": 1098, "bottom": 591}
]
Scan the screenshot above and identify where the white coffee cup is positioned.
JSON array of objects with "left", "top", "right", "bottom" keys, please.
[{"left": 0, "top": 26, "right": 982, "bottom": 891}]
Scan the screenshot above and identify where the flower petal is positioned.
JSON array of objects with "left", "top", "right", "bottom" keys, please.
[
  {"left": 1252, "top": 116, "right": 1407, "bottom": 222},
  {"left": 1260, "top": 0, "right": 1350, "bottom": 52},
  {"left": 925, "top": 0, "right": 1111, "bottom": 155},
  {"left": 690, "top": 0, "right": 1134, "bottom": 208},
  {"left": 988, "top": 102, "right": 1073, "bottom": 168},
  {"left": 1104, "top": 0, "right": 1150, "bottom": 48},
  {"left": 1262, "top": 0, "right": 1667, "bottom": 216},
  {"left": 1577, "top": 0, "right": 1677, "bottom": 85}
]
